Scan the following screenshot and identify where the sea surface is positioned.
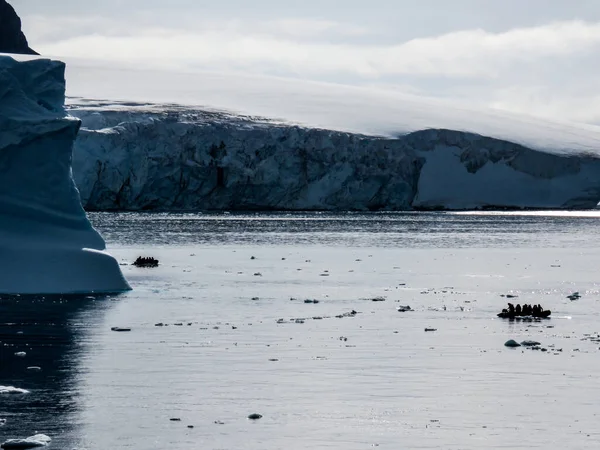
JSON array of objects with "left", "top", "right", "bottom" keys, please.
[{"left": 2, "top": 211, "right": 600, "bottom": 449}]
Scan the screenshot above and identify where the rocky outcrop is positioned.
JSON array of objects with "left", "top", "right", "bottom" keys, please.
[{"left": 0, "top": 1, "right": 37, "bottom": 55}]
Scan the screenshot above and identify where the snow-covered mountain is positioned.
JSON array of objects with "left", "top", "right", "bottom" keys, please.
[
  {"left": 0, "top": 55, "right": 129, "bottom": 293},
  {"left": 13, "top": 55, "right": 600, "bottom": 211}
]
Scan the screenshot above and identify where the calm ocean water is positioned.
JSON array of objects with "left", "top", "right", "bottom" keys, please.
[{"left": 2, "top": 211, "right": 600, "bottom": 449}]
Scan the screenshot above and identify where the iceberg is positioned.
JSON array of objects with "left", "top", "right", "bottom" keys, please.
[
  {"left": 0, "top": 56, "right": 130, "bottom": 294},
  {"left": 1, "top": 434, "right": 51, "bottom": 449}
]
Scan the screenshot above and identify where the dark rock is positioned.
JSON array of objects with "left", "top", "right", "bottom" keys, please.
[
  {"left": 111, "top": 327, "right": 131, "bottom": 332},
  {"left": 504, "top": 339, "right": 521, "bottom": 347},
  {"left": 397, "top": 305, "right": 413, "bottom": 312},
  {"left": 424, "top": 328, "right": 437, "bottom": 332},
  {"left": 170, "top": 418, "right": 181, "bottom": 421},
  {"left": 247, "top": 413, "right": 262, "bottom": 420},
  {"left": 0, "top": 1, "right": 37, "bottom": 55},
  {"left": 520, "top": 340, "right": 541, "bottom": 347}
]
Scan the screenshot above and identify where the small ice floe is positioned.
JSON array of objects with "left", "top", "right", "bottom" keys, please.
[
  {"left": 111, "top": 327, "right": 131, "bottom": 332},
  {"left": 0, "top": 386, "right": 29, "bottom": 395},
  {"left": 504, "top": 340, "right": 521, "bottom": 347},
  {"left": 14, "top": 352, "right": 26, "bottom": 358},
  {"left": 247, "top": 413, "right": 262, "bottom": 420},
  {"left": 371, "top": 297, "right": 386, "bottom": 302},
  {"left": 397, "top": 305, "right": 413, "bottom": 312},
  {"left": 0, "top": 418, "right": 6, "bottom": 426},
  {"left": 1, "top": 433, "right": 51, "bottom": 449},
  {"left": 521, "top": 340, "right": 541, "bottom": 347},
  {"left": 26, "top": 367, "right": 41, "bottom": 372}
]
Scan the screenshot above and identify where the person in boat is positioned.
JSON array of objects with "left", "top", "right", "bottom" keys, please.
[
  {"left": 515, "top": 304, "right": 522, "bottom": 315},
  {"left": 508, "top": 303, "right": 515, "bottom": 314},
  {"left": 524, "top": 304, "right": 531, "bottom": 315},
  {"left": 538, "top": 304, "right": 543, "bottom": 313}
]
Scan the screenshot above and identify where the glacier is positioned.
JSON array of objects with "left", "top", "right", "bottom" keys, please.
[
  {"left": 69, "top": 100, "right": 600, "bottom": 211},
  {"left": 0, "top": 55, "right": 130, "bottom": 294},
  {"left": 8, "top": 56, "right": 598, "bottom": 211}
]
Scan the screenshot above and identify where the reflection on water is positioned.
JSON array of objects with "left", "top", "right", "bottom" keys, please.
[
  {"left": 0, "top": 295, "right": 116, "bottom": 447},
  {"left": 89, "top": 211, "right": 600, "bottom": 248}
]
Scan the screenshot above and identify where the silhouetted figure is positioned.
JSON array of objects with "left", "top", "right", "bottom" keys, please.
[
  {"left": 532, "top": 305, "right": 538, "bottom": 315},
  {"left": 508, "top": 303, "right": 515, "bottom": 314},
  {"left": 515, "top": 304, "right": 522, "bottom": 315}
]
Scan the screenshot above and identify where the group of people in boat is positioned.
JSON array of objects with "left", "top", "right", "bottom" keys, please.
[
  {"left": 501, "top": 303, "right": 545, "bottom": 316},
  {"left": 133, "top": 256, "right": 159, "bottom": 267}
]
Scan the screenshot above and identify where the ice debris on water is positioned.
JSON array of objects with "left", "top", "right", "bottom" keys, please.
[
  {"left": 0, "top": 386, "right": 29, "bottom": 395},
  {"left": 521, "top": 340, "right": 541, "bottom": 347},
  {"left": 14, "top": 352, "right": 26, "bottom": 358},
  {"left": 567, "top": 292, "right": 581, "bottom": 301},
  {"left": 397, "top": 305, "right": 413, "bottom": 312},
  {"left": 247, "top": 413, "right": 263, "bottom": 420},
  {"left": 504, "top": 340, "right": 521, "bottom": 347},
  {"left": 1, "top": 434, "right": 51, "bottom": 449},
  {"left": 111, "top": 327, "right": 131, "bottom": 332}
]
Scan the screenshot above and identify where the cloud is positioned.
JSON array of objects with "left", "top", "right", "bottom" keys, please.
[
  {"left": 22, "top": 15, "right": 600, "bottom": 125},
  {"left": 29, "top": 19, "right": 600, "bottom": 75}
]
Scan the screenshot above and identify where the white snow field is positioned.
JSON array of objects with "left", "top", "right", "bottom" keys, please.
[{"left": 0, "top": 56, "right": 130, "bottom": 294}]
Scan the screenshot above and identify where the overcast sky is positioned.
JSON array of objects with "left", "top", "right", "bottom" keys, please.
[{"left": 11, "top": 0, "right": 600, "bottom": 125}]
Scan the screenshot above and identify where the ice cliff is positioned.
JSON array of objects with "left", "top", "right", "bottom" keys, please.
[
  {"left": 69, "top": 103, "right": 600, "bottom": 211},
  {"left": 0, "top": 56, "right": 129, "bottom": 294}
]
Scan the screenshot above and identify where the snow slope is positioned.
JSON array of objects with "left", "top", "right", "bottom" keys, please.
[
  {"left": 57, "top": 58, "right": 600, "bottom": 154},
  {"left": 0, "top": 56, "right": 130, "bottom": 293}
]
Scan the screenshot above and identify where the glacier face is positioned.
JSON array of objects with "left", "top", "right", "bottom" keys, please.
[
  {"left": 0, "top": 56, "right": 130, "bottom": 294},
  {"left": 69, "top": 103, "right": 600, "bottom": 211}
]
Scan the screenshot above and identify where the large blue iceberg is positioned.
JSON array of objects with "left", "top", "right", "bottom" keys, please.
[{"left": 0, "top": 55, "right": 130, "bottom": 294}]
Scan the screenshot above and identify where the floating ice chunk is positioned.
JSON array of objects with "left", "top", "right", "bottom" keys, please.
[
  {"left": 14, "top": 352, "right": 26, "bottom": 357},
  {"left": 1, "top": 434, "right": 51, "bottom": 449},
  {"left": 26, "top": 367, "right": 41, "bottom": 372},
  {"left": 0, "top": 386, "right": 29, "bottom": 394}
]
